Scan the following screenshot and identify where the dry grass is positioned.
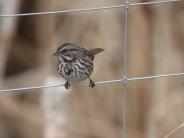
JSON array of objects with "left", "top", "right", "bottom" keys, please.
[{"left": 0, "top": 0, "right": 183, "bottom": 138}]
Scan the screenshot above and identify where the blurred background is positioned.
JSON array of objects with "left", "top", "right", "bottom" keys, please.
[{"left": 0, "top": 0, "right": 184, "bottom": 138}]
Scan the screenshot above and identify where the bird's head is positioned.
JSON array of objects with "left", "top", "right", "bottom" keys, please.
[{"left": 53, "top": 43, "right": 78, "bottom": 62}]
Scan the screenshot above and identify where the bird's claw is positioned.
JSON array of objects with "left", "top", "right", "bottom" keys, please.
[
  {"left": 89, "top": 79, "right": 95, "bottom": 88},
  {"left": 64, "top": 81, "right": 70, "bottom": 89}
]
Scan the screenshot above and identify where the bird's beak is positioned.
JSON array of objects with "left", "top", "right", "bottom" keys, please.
[{"left": 53, "top": 52, "right": 58, "bottom": 56}]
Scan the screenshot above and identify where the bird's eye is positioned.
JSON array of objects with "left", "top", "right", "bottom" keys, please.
[{"left": 62, "top": 49, "right": 68, "bottom": 53}]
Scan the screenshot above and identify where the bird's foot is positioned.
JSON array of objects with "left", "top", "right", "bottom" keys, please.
[
  {"left": 64, "top": 81, "right": 70, "bottom": 89},
  {"left": 89, "top": 79, "right": 95, "bottom": 88}
]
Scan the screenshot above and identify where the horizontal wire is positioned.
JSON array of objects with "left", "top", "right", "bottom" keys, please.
[
  {"left": 130, "top": 0, "right": 181, "bottom": 6},
  {"left": 0, "top": 4, "right": 125, "bottom": 17},
  {"left": 128, "top": 72, "right": 184, "bottom": 81},
  {"left": 0, "top": 0, "right": 181, "bottom": 17},
  {"left": 0, "top": 79, "right": 123, "bottom": 93},
  {"left": 0, "top": 72, "right": 184, "bottom": 93},
  {"left": 0, "top": 83, "right": 64, "bottom": 93}
]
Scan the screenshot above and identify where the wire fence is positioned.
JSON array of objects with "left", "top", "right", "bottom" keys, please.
[
  {"left": 0, "top": 72, "right": 183, "bottom": 93},
  {"left": 123, "top": 0, "right": 129, "bottom": 137},
  {"left": 0, "top": 0, "right": 183, "bottom": 138},
  {"left": 0, "top": 0, "right": 181, "bottom": 91},
  {"left": 0, "top": 0, "right": 180, "bottom": 17}
]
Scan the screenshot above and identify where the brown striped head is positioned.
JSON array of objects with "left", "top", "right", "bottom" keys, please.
[
  {"left": 53, "top": 43, "right": 80, "bottom": 62},
  {"left": 54, "top": 43, "right": 104, "bottom": 62}
]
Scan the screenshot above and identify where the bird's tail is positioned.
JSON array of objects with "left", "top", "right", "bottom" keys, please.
[{"left": 87, "top": 48, "right": 104, "bottom": 56}]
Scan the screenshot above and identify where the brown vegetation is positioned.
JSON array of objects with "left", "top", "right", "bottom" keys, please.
[{"left": 0, "top": 0, "right": 184, "bottom": 138}]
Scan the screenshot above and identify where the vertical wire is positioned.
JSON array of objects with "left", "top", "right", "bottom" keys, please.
[
  {"left": 123, "top": 0, "right": 129, "bottom": 138},
  {"left": 124, "top": 1, "right": 129, "bottom": 76},
  {"left": 123, "top": 84, "right": 128, "bottom": 138}
]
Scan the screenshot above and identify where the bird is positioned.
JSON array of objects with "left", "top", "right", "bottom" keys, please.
[{"left": 53, "top": 43, "right": 104, "bottom": 89}]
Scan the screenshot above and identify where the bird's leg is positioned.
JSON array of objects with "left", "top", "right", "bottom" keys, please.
[
  {"left": 89, "top": 78, "right": 95, "bottom": 88},
  {"left": 64, "top": 81, "right": 70, "bottom": 89}
]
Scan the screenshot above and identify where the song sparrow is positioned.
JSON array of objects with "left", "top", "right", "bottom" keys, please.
[{"left": 53, "top": 43, "right": 104, "bottom": 89}]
